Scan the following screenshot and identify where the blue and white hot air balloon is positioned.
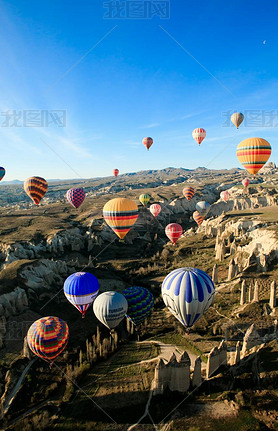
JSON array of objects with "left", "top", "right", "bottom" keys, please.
[
  {"left": 64, "top": 272, "right": 99, "bottom": 317},
  {"left": 161, "top": 268, "right": 215, "bottom": 328},
  {"left": 195, "top": 201, "right": 210, "bottom": 217}
]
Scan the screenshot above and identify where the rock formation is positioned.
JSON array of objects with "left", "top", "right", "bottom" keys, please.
[
  {"left": 269, "top": 280, "right": 276, "bottom": 310},
  {"left": 240, "top": 280, "right": 247, "bottom": 305},
  {"left": 153, "top": 352, "right": 191, "bottom": 395}
]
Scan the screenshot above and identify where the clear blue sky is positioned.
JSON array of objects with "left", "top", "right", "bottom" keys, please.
[{"left": 0, "top": 0, "right": 277, "bottom": 180}]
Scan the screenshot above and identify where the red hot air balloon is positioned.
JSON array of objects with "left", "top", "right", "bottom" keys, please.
[
  {"left": 242, "top": 178, "right": 250, "bottom": 188},
  {"left": 113, "top": 169, "right": 119, "bottom": 177},
  {"left": 193, "top": 211, "right": 204, "bottom": 226},
  {"left": 142, "top": 137, "right": 153, "bottom": 150},
  {"left": 66, "top": 188, "right": 86, "bottom": 209},
  {"left": 183, "top": 187, "right": 195, "bottom": 201},
  {"left": 220, "top": 191, "right": 230, "bottom": 202},
  {"left": 165, "top": 223, "right": 183, "bottom": 245},
  {"left": 150, "top": 203, "right": 161, "bottom": 218},
  {"left": 192, "top": 128, "right": 206, "bottom": 145}
]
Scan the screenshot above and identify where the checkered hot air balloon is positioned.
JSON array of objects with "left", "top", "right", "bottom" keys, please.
[
  {"left": 231, "top": 112, "right": 244, "bottom": 129},
  {"left": 139, "top": 194, "right": 150, "bottom": 206},
  {"left": 66, "top": 188, "right": 86, "bottom": 209},
  {"left": 192, "top": 128, "right": 206, "bottom": 145},
  {"left": 149, "top": 203, "right": 161, "bottom": 218},
  {"left": 165, "top": 223, "right": 183, "bottom": 245},
  {"left": 113, "top": 169, "right": 119, "bottom": 177},
  {"left": 236, "top": 137, "right": 271, "bottom": 177},
  {"left": 162, "top": 268, "right": 215, "bottom": 328},
  {"left": 63, "top": 272, "right": 99, "bottom": 317},
  {"left": 142, "top": 137, "right": 153, "bottom": 150},
  {"left": 0, "top": 167, "right": 5, "bottom": 182},
  {"left": 220, "top": 191, "right": 230, "bottom": 202},
  {"left": 183, "top": 187, "right": 195, "bottom": 201},
  {"left": 93, "top": 291, "right": 128, "bottom": 329},
  {"left": 103, "top": 198, "right": 138, "bottom": 239},
  {"left": 27, "top": 316, "right": 69, "bottom": 364},
  {"left": 122, "top": 286, "right": 154, "bottom": 326},
  {"left": 24, "top": 176, "right": 48, "bottom": 205},
  {"left": 193, "top": 211, "right": 204, "bottom": 226}
]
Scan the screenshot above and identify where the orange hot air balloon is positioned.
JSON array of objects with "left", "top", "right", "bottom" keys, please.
[
  {"left": 220, "top": 191, "right": 230, "bottom": 202},
  {"left": 24, "top": 176, "right": 48, "bottom": 205},
  {"left": 192, "top": 128, "right": 206, "bottom": 145},
  {"left": 231, "top": 112, "right": 244, "bottom": 129},
  {"left": 142, "top": 137, "right": 153, "bottom": 150},
  {"left": 193, "top": 211, "right": 204, "bottom": 226},
  {"left": 150, "top": 203, "right": 161, "bottom": 218},
  {"left": 113, "top": 169, "right": 119, "bottom": 177},
  {"left": 183, "top": 186, "right": 195, "bottom": 201},
  {"left": 242, "top": 178, "right": 250, "bottom": 188},
  {"left": 236, "top": 137, "right": 271, "bottom": 177},
  {"left": 103, "top": 198, "right": 138, "bottom": 239},
  {"left": 165, "top": 223, "right": 183, "bottom": 245}
]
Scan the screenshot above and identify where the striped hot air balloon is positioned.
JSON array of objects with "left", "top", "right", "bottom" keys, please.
[
  {"left": 103, "top": 198, "right": 138, "bottom": 239},
  {"left": 66, "top": 188, "right": 86, "bottom": 209},
  {"left": 93, "top": 291, "right": 128, "bottom": 330},
  {"left": 192, "top": 128, "right": 206, "bottom": 145},
  {"left": 63, "top": 272, "right": 99, "bottom": 317},
  {"left": 242, "top": 178, "right": 250, "bottom": 188},
  {"left": 139, "top": 194, "right": 150, "bottom": 206},
  {"left": 193, "top": 211, "right": 204, "bottom": 226},
  {"left": 220, "top": 191, "right": 230, "bottom": 202},
  {"left": 183, "top": 186, "right": 195, "bottom": 201},
  {"left": 27, "top": 316, "right": 69, "bottom": 364},
  {"left": 165, "top": 223, "right": 183, "bottom": 245},
  {"left": 24, "top": 176, "right": 48, "bottom": 205},
  {"left": 162, "top": 268, "right": 215, "bottom": 328},
  {"left": 142, "top": 137, "right": 153, "bottom": 150},
  {"left": 123, "top": 286, "right": 154, "bottom": 326},
  {"left": 236, "top": 137, "right": 271, "bottom": 177},
  {"left": 0, "top": 167, "right": 5, "bottom": 182},
  {"left": 113, "top": 169, "right": 119, "bottom": 177},
  {"left": 231, "top": 112, "right": 244, "bottom": 129},
  {"left": 150, "top": 203, "right": 161, "bottom": 218}
]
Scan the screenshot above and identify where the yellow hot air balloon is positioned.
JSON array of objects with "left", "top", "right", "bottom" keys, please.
[
  {"left": 231, "top": 112, "right": 244, "bottom": 128},
  {"left": 103, "top": 198, "right": 138, "bottom": 239},
  {"left": 139, "top": 194, "right": 150, "bottom": 206},
  {"left": 236, "top": 137, "right": 271, "bottom": 177}
]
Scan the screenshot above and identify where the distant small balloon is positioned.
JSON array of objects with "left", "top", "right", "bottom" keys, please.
[
  {"left": 0, "top": 167, "right": 5, "bottom": 182},
  {"left": 196, "top": 201, "right": 210, "bottom": 217},
  {"left": 165, "top": 223, "right": 183, "bottom": 245},
  {"left": 139, "top": 194, "right": 150, "bottom": 206},
  {"left": 24, "top": 176, "right": 48, "bottom": 205},
  {"left": 142, "top": 137, "right": 153, "bottom": 150},
  {"left": 220, "top": 191, "right": 230, "bottom": 202},
  {"left": 193, "top": 211, "right": 204, "bottom": 226},
  {"left": 150, "top": 204, "right": 161, "bottom": 218},
  {"left": 231, "top": 112, "right": 244, "bottom": 129},
  {"left": 242, "top": 178, "right": 250, "bottom": 188},
  {"left": 113, "top": 169, "right": 119, "bottom": 177},
  {"left": 263, "top": 40, "right": 266, "bottom": 45},
  {"left": 93, "top": 291, "right": 128, "bottom": 330},
  {"left": 66, "top": 188, "right": 86, "bottom": 209},
  {"left": 192, "top": 128, "right": 206, "bottom": 145},
  {"left": 183, "top": 186, "right": 195, "bottom": 201}
]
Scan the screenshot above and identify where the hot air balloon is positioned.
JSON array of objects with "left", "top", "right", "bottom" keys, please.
[
  {"left": 161, "top": 268, "right": 215, "bottom": 328},
  {"left": 192, "top": 128, "right": 206, "bottom": 145},
  {"left": 103, "top": 198, "right": 138, "bottom": 239},
  {"left": 231, "top": 112, "right": 244, "bottom": 129},
  {"left": 183, "top": 187, "right": 195, "bottom": 201},
  {"left": 220, "top": 191, "right": 229, "bottom": 202},
  {"left": 236, "top": 137, "right": 271, "bottom": 177},
  {"left": 242, "top": 178, "right": 250, "bottom": 188},
  {"left": 66, "top": 188, "right": 86, "bottom": 209},
  {"left": 0, "top": 167, "right": 5, "bottom": 182},
  {"left": 63, "top": 272, "right": 99, "bottom": 317},
  {"left": 27, "top": 316, "right": 69, "bottom": 364},
  {"left": 165, "top": 223, "right": 183, "bottom": 245},
  {"left": 93, "top": 291, "right": 128, "bottom": 330},
  {"left": 24, "top": 176, "right": 48, "bottom": 205},
  {"left": 193, "top": 211, "right": 204, "bottom": 226},
  {"left": 142, "top": 137, "right": 153, "bottom": 151},
  {"left": 122, "top": 286, "right": 154, "bottom": 326},
  {"left": 196, "top": 201, "right": 210, "bottom": 217},
  {"left": 150, "top": 203, "right": 161, "bottom": 218},
  {"left": 113, "top": 169, "right": 119, "bottom": 177},
  {"left": 139, "top": 194, "right": 150, "bottom": 206}
]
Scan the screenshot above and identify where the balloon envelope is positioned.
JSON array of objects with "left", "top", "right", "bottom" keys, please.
[
  {"left": 66, "top": 188, "right": 86, "bottom": 209},
  {"left": 162, "top": 268, "right": 215, "bottom": 328},
  {"left": 236, "top": 137, "right": 271, "bottom": 176},
  {"left": 103, "top": 198, "right": 138, "bottom": 239},
  {"left": 93, "top": 291, "right": 128, "bottom": 329},
  {"left": 113, "top": 169, "right": 119, "bottom": 177},
  {"left": 142, "top": 137, "right": 153, "bottom": 150},
  {"left": 220, "top": 191, "right": 229, "bottom": 202},
  {"left": 165, "top": 223, "right": 183, "bottom": 245},
  {"left": 196, "top": 201, "right": 210, "bottom": 217},
  {"left": 64, "top": 272, "right": 99, "bottom": 317},
  {"left": 139, "top": 194, "right": 150, "bottom": 206},
  {"left": 24, "top": 176, "right": 48, "bottom": 205},
  {"left": 149, "top": 203, "right": 161, "bottom": 218},
  {"left": 231, "top": 112, "right": 244, "bottom": 128},
  {"left": 193, "top": 211, "right": 204, "bottom": 226},
  {"left": 123, "top": 286, "right": 154, "bottom": 325},
  {"left": 27, "top": 316, "right": 69, "bottom": 362},
  {"left": 192, "top": 128, "right": 206, "bottom": 145},
  {"left": 242, "top": 178, "right": 250, "bottom": 188},
  {"left": 183, "top": 187, "right": 195, "bottom": 201},
  {"left": 0, "top": 167, "right": 5, "bottom": 182}
]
